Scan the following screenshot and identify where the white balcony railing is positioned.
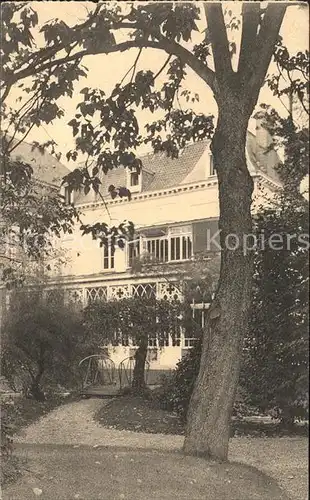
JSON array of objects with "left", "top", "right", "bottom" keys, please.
[{"left": 128, "top": 232, "right": 193, "bottom": 266}]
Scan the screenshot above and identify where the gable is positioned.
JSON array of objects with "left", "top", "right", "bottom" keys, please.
[{"left": 5, "top": 137, "right": 70, "bottom": 186}]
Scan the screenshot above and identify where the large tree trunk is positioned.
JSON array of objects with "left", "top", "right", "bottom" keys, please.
[
  {"left": 183, "top": 97, "right": 254, "bottom": 461},
  {"left": 132, "top": 341, "right": 148, "bottom": 391}
]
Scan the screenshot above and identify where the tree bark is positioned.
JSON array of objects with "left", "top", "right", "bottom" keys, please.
[
  {"left": 132, "top": 342, "right": 148, "bottom": 391},
  {"left": 30, "top": 381, "right": 46, "bottom": 401},
  {"left": 29, "top": 361, "right": 46, "bottom": 401},
  {"left": 183, "top": 95, "right": 255, "bottom": 461}
]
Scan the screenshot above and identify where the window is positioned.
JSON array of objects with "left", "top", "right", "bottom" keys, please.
[
  {"left": 128, "top": 225, "right": 193, "bottom": 266},
  {"left": 127, "top": 167, "right": 141, "bottom": 192},
  {"left": 169, "top": 225, "right": 192, "bottom": 262},
  {"left": 210, "top": 154, "right": 215, "bottom": 176},
  {"left": 148, "top": 336, "right": 157, "bottom": 348},
  {"left": 130, "top": 170, "right": 139, "bottom": 186},
  {"left": 128, "top": 238, "right": 141, "bottom": 267},
  {"left": 170, "top": 235, "right": 192, "bottom": 261},
  {"left": 145, "top": 237, "right": 169, "bottom": 262},
  {"left": 120, "top": 331, "right": 130, "bottom": 347},
  {"left": 103, "top": 244, "right": 115, "bottom": 270},
  {"left": 171, "top": 323, "right": 181, "bottom": 347},
  {"left": 184, "top": 337, "right": 197, "bottom": 348},
  {"left": 158, "top": 331, "right": 169, "bottom": 347}
]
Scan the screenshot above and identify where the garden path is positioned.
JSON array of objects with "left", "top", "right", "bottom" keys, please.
[{"left": 14, "top": 398, "right": 308, "bottom": 500}]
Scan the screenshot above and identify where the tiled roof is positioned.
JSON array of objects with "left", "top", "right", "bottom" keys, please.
[
  {"left": 74, "top": 128, "right": 282, "bottom": 205},
  {"left": 74, "top": 140, "right": 208, "bottom": 205},
  {"left": 7, "top": 137, "right": 70, "bottom": 186}
]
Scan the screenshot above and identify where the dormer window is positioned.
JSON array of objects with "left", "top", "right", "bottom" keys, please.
[
  {"left": 130, "top": 170, "right": 139, "bottom": 186},
  {"left": 126, "top": 167, "right": 141, "bottom": 193}
]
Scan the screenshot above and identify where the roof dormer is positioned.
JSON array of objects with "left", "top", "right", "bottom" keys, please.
[{"left": 126, "top": 166, "right": 142, "bottom": 193}]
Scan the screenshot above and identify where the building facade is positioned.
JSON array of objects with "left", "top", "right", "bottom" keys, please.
[
  {"left": 1, "top": 122, "right": 281, "bottom": 372},
  {"left": 0, "top": 137, "right": 70, "bottom": 328},
  {"left": 46, "top": 121, "right": 281, "bottom": 371}
]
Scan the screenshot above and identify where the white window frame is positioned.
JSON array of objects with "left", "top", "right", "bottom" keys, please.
[
  {"left": 102, "top": 243, "right": 115, "bottom": 271},
  {"left": 128, "top": 225, "right": 193, "bottom": 266},
  {"left": 126, "top": 167, "right": 142, "bottom": 193},
  {"left": 168, "top": 225, "right": 193, "bottom": 262}
]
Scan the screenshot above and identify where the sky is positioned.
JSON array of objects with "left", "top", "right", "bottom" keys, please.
[{"left": 5, "top": 1, "right": 309, "bottom": 169}]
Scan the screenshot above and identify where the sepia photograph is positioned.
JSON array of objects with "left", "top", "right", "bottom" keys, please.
[{"left": 0, "top": 2, "right": 309, "bottom": 499}]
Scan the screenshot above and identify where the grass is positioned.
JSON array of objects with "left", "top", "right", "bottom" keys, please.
[
  {"left": 95, "top": 394, "right": 184, "bottom": 435},
  {"left": 230, "top": 437, "right": 309, "bottom": 500},
  {"left": 4, "top": 444, "right": 289, "bottom": 500},
  {"left": 0, "top": 392, "right": 78, "bottom": 486},
  {"left": 95, "top": 395, "right": 308, "bottom": 500},
  {"left": 94, "top": 394, "right": 309, "bottom": 438},
  {"left": 1, "top": 393, "right": 75, "bottom": 436}
]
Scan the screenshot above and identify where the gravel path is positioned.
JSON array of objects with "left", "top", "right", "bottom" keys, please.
[
  {"left": 14, "top": 398, "right": 308, "bottom": 500},
  {"left": 15, "top": 399, "right": 184, "bottom": 451}
]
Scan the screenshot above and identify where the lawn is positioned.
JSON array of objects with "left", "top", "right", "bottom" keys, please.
[
  {"left": 94, "top": 394, "right": 308, "bottom": 438},
  {"left": 1, "top": 392, "right": 76, "bottom": 486},
  {"left": 94, "top": 394, "right": 309, "bottom": 500},
  {"left": 2, "top": 394, "right": 308, "bottom": 499},
  {"left": 1, "top": 394, "right": 74, "bottom": 436},
  {"left": 94, "top": 394, "right": 185, "bottom": 435},
  {"left": 4, "top": 444, "right": 288, "bottom": 500}
]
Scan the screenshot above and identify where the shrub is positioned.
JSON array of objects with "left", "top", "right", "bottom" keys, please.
[
  {"left": 158, "top": 341, "right": 258, "bottom": 422},
  {"left": 1, "top": 289, "right": 97, "bottom": 400},
  {"left": 241, "top": 184, "right": 309, "bottom": 426},
  {"left": 158, "top": 341, "right": 201, "bottom": 420}
]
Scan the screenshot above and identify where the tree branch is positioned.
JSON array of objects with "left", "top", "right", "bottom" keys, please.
[
  {"left": 5, "top": 33, "right": 216, "bottom": 100},
  {"left": 249, "top": 4, "right": 287, "bottom": 96},
  {"left": 238, "top": 4, "right": 261, "bottom": 79},
  {"left": 153, "top": 54, "right": 172, "bottom": 82},
  {"left": 11, "top": 4, "right": 104, "bottom": 76},
  {"left": 130, "top": 48, "right": 143, "bottom": 84},
  {"left": 204, "top": 3, "right": 233, "bottom": 84},
  {"left": 0, "top": 84, "right": 11, "bottom": 104},
  {"left": 120, "top": 48, "right": 143, "bottom": 86}
]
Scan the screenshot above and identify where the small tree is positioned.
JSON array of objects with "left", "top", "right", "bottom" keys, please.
[
  {"left": 84, "top": 296, "right": 182, "bottom": 391},
  {"left": 1, "top": 288, "right": 94, "bottom": 400}
]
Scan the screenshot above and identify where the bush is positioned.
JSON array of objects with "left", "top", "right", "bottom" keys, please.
[
  {"left": 158, "top": 341, "right": 201, "bottom": 421},
  {"left": 159, "top": 335, "right": 308, "bottom": 426},
  {"left": 1, "top": 397, "right": 18, "bottom": 485},
  {"left": 241, "top": 183, "right": 309, "bottom": 426},
  {"left": 157, "top": 340, "right": 258, "bottom": 422},
  {"left": 1, "top": 289, "right": 97, "bottom": 400}
]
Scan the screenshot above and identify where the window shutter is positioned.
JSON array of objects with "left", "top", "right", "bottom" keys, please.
[{"left": 192, "top": 219, "right": 220, "bottom": 254}]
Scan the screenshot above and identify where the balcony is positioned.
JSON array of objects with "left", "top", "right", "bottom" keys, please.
[{"left": 128, "top": 225, "right": 193, "bottom": 267}]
